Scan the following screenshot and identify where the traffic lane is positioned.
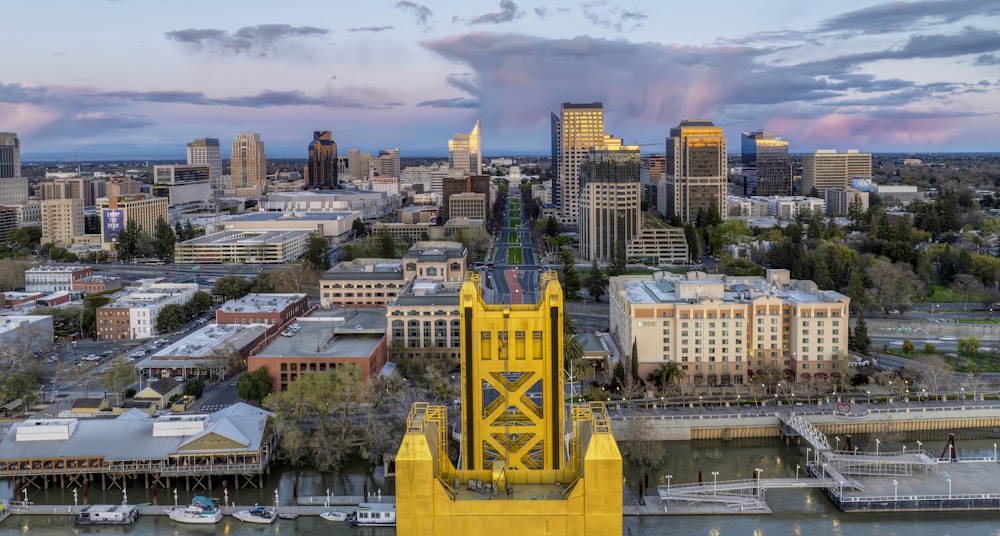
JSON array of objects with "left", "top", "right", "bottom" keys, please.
[{"left": 505, "top": 269, "right": 524, "bottom": 305}]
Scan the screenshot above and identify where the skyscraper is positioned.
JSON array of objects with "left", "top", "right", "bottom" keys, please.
[
  {"left": 802, "top": 149, "right": 872, "bottom": 197},
  {"left": 307, "top": 131, "right": 338, "bottom": 189},
  {"left": 0, "top": 132, "right": 28, "bottom": 205},
  {"left": 579, "top": 147, "right": 641, "bottom": 262},
  {"left": 347, "top": 149, "right": 372, "bottom": 181},
  {"left": 665, "top": 120, "right": 728, "bottom": 223},
  {"left": 373, "top": 148, "right": 400, "bottom": 178},
  {"left": 741, "top": 131, "right": 791, "bottom": 196},
  {"left": 448, "top": 120, "right": 482, "bottom": 176},
  {"left": 186, "top": 138, "right": 223, "bottom": 188},
  {"left": 552, "top": 103, "right": 622, "bottom": 226},
  {"left": 229, "top": 133, "right": 267, "bottom": 192}
]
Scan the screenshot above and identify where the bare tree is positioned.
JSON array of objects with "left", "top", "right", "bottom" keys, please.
[
  {"left": 951, "top": 274, "right": 983, "bottom": 311},
  {"left": 917, "top": 354, "right": 953, "bottom": 393},
  {"left": 0, "top": 259, "right": 35, "bottom": 292}
]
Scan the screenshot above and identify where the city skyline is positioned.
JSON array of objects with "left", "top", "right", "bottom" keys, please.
[{"left": 3, "top": 0, "right": 1000, "bottom": 159}]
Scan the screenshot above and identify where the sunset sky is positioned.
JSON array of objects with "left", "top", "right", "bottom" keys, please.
[{"left": 3, "top": 0, "right": 999, "bottom": 159}]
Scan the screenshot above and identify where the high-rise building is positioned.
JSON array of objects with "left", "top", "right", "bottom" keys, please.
[
  {"left": 373, "top": 148, "right": 400, "bottom": 178},
  {"left": 229, "top": 133, "right": 267, "bottom": 192},
  {"left": 640, "top": 154, "right": 667, "bottom": 215},
  {"left": 186, "top": 138, "right": 223, "bottom": 188},
  {"left": 665, "top": 119, "right": 728, "bottom": 223},
  {"left": 741, "top": 130, "right": 791, "bottom": 196},
  {"left": 579, "top": 147, "right": 641, "bottom": 262},
  {"left": 41, "top": 198, "right": 84, "bottom": 247},
  {"left": 552, "top": 103, "right": 621, "bottom": 225},
  {"left": 152, "top": 165, "right": 212, "bottom": 206},
  {"left": 306, "top": 131, "right": 338, "bottom": 189},
  {"left": 0, "top": 132, "right": 28, "bottom": 205},
  {"left": 448, "top": 119, "right": 482, "bottom": 176},
  {"left": 41, "top": 176, "right": 106, "bottom": 208},
  {"left": 347, "top": 149, "right": 372, "bottom": 181},
  {"left": 802, "top": 149, "right": 872, "bottom": 197},
  {"left": 98, "top": 195, "right": 169, "bottom": 252}
]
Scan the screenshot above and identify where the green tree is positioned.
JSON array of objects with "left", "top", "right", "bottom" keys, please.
[
  {"left": 115, "top": 219, "right": 142, "bottom": 262},
  {"left": 545, "top": 217, "right": 558, "bottom": 237},
  {"left": 377, "top": 232, "right": 398, "bottom": 258},
  {"left": 303, "top": 232, "right": 331, "bottom": 273},
  {"left": 152, "top": 217, "right": 176, "bottom": 260},
  {"left": 184, "top": 378, "right": 207, "bottom": 397},
  {"left": 103, "top": 360, "right": 139, "bottom": 402},
  {"left": 648, "top": 362, "right": 685, "bottom": 393},
  {"left": 584, "top": 258, "right": 605, "bottom": 302},
  {"left": 683, "top": 223, "right": 703, "bottom": 262},
  {"left": 183, "top": 221, "right": 196, "bottom": 240},
  {"left": 630, "top": 339, "right": 640, "bottom": 383},
  {"left": 608, "top": 243, "right": 627, "bottom": 276},
  {"left": 213, "top": 275, "right": 251, "bottom": 301},
  {"left": 902, "top": 339, "right": 915, "bottom": 354},
  {"left": 1, "top": 373, "right": 39, "bottom": 413},
  {"left": 924, "top": 342, "right": 937, "bottom": 354},
  {"left": 352, "top": 218, "right": 367, "bottom": 237},
  {"left": 6, "top": 227, "right": 42, "bottom": 249},
  {"left": 958, "top": 336, "right": 981, "bottom": 358},
  {"left": 156, "top": 303, "right": 186, "bottom": 333},
  {"left": 174, "top": 221, "right": 185, "bottom": 241},
  {"left": 236, "top": 367, "right": 274, "bottom": 402},
  {"left": 849, "top": 313, "right": 871, "bottom": 354},
  {"left": 559, "top": 249, "right": 580, "bottom": 298},
  {"left": 187, "top": 291, "right": 213, "bottom": 315}
]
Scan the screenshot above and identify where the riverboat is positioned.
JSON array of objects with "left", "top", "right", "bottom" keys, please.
[
  {"left": 232, "top": 505, "right": 276, "bottom": 524},
  {"left": 73, "top": 504, "right": 140, "bottom": 525},
  {"left": 351, "top": 502, "right": 395, "bottom": 526}
]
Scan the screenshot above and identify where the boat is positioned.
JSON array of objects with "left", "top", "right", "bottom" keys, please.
[
  {"left": 73, "top": 504, "right": 140, "bottom": 525},
  {"left": 319, "top": 511, "right": 349, "bottom": 522},
  {"left": 165, "top": 496, "right": 222, "bottom": 524},
  {"left": 232, "top": 505, "right": 277, "bottom": 524},
  {"left": 278, "top": 512, "right": 299, "bottom": 520},
  {"left": 351, "top": 502, "right": 395, "bottom": 527}
]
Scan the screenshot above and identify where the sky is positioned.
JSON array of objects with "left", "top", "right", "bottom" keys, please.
[{"left": 3, "top": 0, "right": 1000, "bottom": 160}]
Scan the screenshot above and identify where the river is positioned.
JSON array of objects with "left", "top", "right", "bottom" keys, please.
[{"left": 4, "top": 432, "right": 1000, "bottom": 535}]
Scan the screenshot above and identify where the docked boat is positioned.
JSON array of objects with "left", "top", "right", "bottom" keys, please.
[
  {"left": 233, "top": 506, "right": 276, "bottom": 524},
  {"left": 351, "top": 502, "right": 396, "bottom": 527},
  {"left": 165, "top": 496, "right": 222, "bottom": 524},
  {"left": 319, "top": 511, "right": 349, "bottom": 522},
  {"left": 278, "top": 512, "right": 299, "bottom": 520},
  {"left": 73, "top": 504, "right": 140, "bottom": 525}
]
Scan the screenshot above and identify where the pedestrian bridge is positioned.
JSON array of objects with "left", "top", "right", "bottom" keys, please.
[{"left": 657, "top": 477, "right": 863, "bottom": 511}]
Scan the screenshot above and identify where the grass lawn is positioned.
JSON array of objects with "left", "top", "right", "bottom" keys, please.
[
  {"left": 886, "top": 347, "right": 1000, "bottom": 373},
  {"left": 509, "top": 218, "right": 520, "bottom": 226},
  {"left": 926, "top": 284, "right": 990, "bottom": 304},
  {"left": 508, "top": 231, "right": 519, "bottom": 243},
  {"left": 507, "top": 247, "right": 523, "bottom": 265}
]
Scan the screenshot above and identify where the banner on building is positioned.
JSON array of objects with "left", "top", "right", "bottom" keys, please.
[{"left": 103, "top": 209, "right": 124, "bottom": 241}]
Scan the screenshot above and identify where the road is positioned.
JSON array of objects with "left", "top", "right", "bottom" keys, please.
[{"left": 485, "top": 194, "right": 542, "bottom": 305}]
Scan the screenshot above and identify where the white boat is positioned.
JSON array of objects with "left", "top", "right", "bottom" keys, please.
[
  {"left": 278, "top": 512, "right": 299, "bottom": 520},
  {"left": 165, "top": 496, "right": 222, "bottom": 524},
  {"left": 74, "top": 504, "right": 140, "bottom": 525},
  {"left": 320, "top": 511, "right": 349, "bottom": 522},
  {"left": 351, "top": 502, "right": 395, "bottom": 527},
  {"left": 232, "top": 506, "right": 276, "bottom": 524}
]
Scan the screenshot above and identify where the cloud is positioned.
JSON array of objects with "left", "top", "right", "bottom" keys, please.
[
  {"left": 469, "top": 0, "right": 521, "bottom": 24},
  {"left": 71, "top": 112, "right": 152, "bottom": 128},
  {"left": 817, "top": 0, "right": 1000, "bottom": 35},
  {"left": 582, "top": 4, "right": 647, "bottom": 32},
  {"left": 396, "top": 1, "right": 433, "bottom": 27},
  {"left": 420, "top": 31, "right": 990, "bottom": 150},
  {"left": 534, "top": 6, "right": 570, "bottom": 19},
  {"left": 349, "top": 26, "right": 393, "bottom": 33},
  {"left": 975, "top": 53, "right": 1000, "bottom": 65},
  {"left": 164, "top": 24, "right": 329, "bottom": 57}
]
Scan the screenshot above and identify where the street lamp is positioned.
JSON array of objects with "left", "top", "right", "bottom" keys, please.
[
  {"left": 876, "top": 438, "right": 880, "bottom": 455},
  {"left": 855, "top": 446, "right": 859, "bottom": 455},
  {"left": 806, "top": 447, "right": 811, "bottom": 466},
  {"left": 822, "top": 463, "right": 828, "bottom": 479},
  {"left": 665, "top": 474, "right": 673, "bottom": 494},
  {"left": 948, "top": 478, "right": 952, "bottom": 499},
  {"left": 835, "top": 436, "right": 841, "bottom": 452},
  {"left": 755, "top": 468, "right": 762, "bottom": 498},
  {"left": 994, "top": 443, "right": 997, "bottom": 461},
  {"left": 893, "top": 479, "right": 898, "bottom": 501},
  {"left": 796, "top": 464, "right": 800, "bottom": 479},
  {"left": 867, "top": 390, "right": 871, "bottom": 405},
  {"left": 917, "top": 440, "right": 923, "bottom": 452},
  {"left": 712, "top": 471, "right": 719, "bottom": 496}
]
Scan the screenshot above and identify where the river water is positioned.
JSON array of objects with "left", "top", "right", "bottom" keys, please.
[{"left": 4, "top": 432, "right": 1000, "bottom": 535}]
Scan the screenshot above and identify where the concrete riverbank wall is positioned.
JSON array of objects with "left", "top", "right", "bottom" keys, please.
[{"left": 611, "top": 405, "right": 1000, "bottom": 441}]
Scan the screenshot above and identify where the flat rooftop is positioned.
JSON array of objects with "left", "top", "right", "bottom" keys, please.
[
  {"left": 183, "top": 229, "right": 312, "bottom": 245},
  {"left": 229, "top": 211, "right": 356, "bottom": 222},
  {"left": 146, "top": 323, "right": 268, "bottom": 361},
  {"left": 256, "top": 318, "right": 383, "bottom": 359},
  {"left": 219, "top": 293, "right": 306, "bottom": 315},
  {"left": 26, "top": 264, "right": 90, "bottom": 273}
]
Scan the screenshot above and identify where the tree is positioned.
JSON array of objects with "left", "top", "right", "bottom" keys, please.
[
  {"left": 630, "top": 339, "right": 640, "bottom": 384},
  {"left": 115, "top": 219, "right": 142, "bottom": 262},
  {"left": 958, "top": 336, "right": 981, "bottom": 358},
  {"left": 584, "top": 258, "right": 605, "bottom": 302},
  {"left": 7, "top": 226, "right": 41, "bottom": 249},
  {"left": 559, "top": 249, "right": 580, "bottom": 298},
  {"left": 208, "top": 343, "right": 246, "bottom": 377},
  {"left": 0, "top": 259, "right": 32, "bottom": 292},
  {"left": 866, "top": 259, "right": 926, "bottom": 313},
  {"left": 183, "top": 221, "right": 196, "bottom": 240},
  {"left": 951, "top": 274, "right": 983, "bottom": 311},
  {"left": 924, "top": 342, "right": 937, "bottom": 354},
  {"left": 103, "top": 360, "right": 139, "bottom": 402},
  {"left": 235, "top": 367, "right": 273, "bottom": 402},
  {"left": 152, "top": 216, "right": 176, "bottom": 260},
  {"left": 174, "top": 221, "right": 185, "bottom": 241},
  {"left": 1, "top": 373, "right": 39, "bottom": 413},
  {"left": 156, "top": 303, "right": 186, "bottom": 333},
  {"left": 648, "top": 362, "right": 685, "bottom": 394},
  {"left": 902, "top": 339, "right": 915, "bottom": 354},
  {"left": 608, "top": 243, "right": 627, "bottom": 277},
  {"left": 377, "top": 232, "right": 398, "bottom": 258},
  {"left": 303, "top": 232, "right": 331, "bottom": 273},
  {"left": 213, "top": 275, "right": 251, "bottom": 301},
  {"left": 352, "top": 218, "right": 367, "bottom": 237},
  {"left": 850, "top": 313, "right": 870, "bottom": 354},
  {"left": 545, "top": 217, "right": 558, "bottom": 237},
  {"left": 187, "top": 291, "right": 213, "bottom": 315},
  {"left": 184, "top": 378, "right": 207, "bottom": 397},
  {"left": 683, "top": 223, "right": 703, "bottom": 262}
]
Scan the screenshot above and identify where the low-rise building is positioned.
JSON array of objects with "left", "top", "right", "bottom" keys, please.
[
  {"left": 0, "top": 292, "right": 44, "bottom": 309},
  {"left": 134, "top": 323, "right": 269, "bottom": 380},
  {"left": 216, "top": 293, "right": 309, "bottom": 332},
  {"left": 248, "top": 309, "right": 387, "bottom": 392},
  {"left": 320, "top": 259, "right": 404, "bottom": 308},
  {"left": 96, "top": 283, "right": 198, "bottom": 341},
  {"left": 626, "top": 225, "right": 689, "bottom": 265},
  {"left": 223, "top": 211, "right": 360, "bottom": 243},
  {"left": 386, "top": 279, "right": 462, "bottom": 362},
  {"left": 25, "top": 264, "right": 93, "bottom": 293},
  {"left": 608, "top": 269, "right": 849, "bottom": 386},
  {"left": 0, "top": 315, "right": 54, "bottom": 357},
  {"left": 403, "top": 241, "right": 467, "bottom": 282},
  {"left": 72, "top": 275, "right": 123, "bottom": 294},
  {"left": 174, "top": 230, "right": 312, "bottom": 264},
  {"left": 448, "top": 192, "right": 488, "bottom": 221}
]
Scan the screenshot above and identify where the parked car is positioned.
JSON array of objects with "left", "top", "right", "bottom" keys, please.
[{"left": 83, "top": 354, "right": 101, "bottom": 361}]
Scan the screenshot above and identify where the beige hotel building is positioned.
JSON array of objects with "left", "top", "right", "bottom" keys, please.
[{"left": 609, "top": 269, "right": 850, "bottom": 386}]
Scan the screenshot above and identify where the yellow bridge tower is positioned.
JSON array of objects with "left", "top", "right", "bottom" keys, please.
[{"left": 395, "top": 271, "right": 622, "bottom": 535}]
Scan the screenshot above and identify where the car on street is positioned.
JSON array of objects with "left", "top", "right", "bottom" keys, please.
[
  {"left": 83, "top": 354, "right": 101, "bottom": 361},
  {"left": 102, "top": 349, "right": 115, "bottom": 355}
]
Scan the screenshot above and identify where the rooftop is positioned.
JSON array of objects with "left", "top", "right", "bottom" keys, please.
[
  {"left": 101, "top": 284, "right": 197, "bottom": 309},
  {"left": 219, "top": 293, "right": 306, "bottom": 315},
  {"left": 621, "top": 273, "right": 847, "bottom": 306},
  {"left": 182, "top": 229, "right": 312, "bottom": 245},
  {"left": 391, "top": 280, "right": 462, "bottom": 307},
  {"left": 255, "top": 318, "right": 383, "bottom": 359},
  {"left": 26, "top": 264, "right": 91, "bottom": 273},
  {"left": 147, "top": 323, "right": 269, "bottom": 360},
  {"left": 228, "top": 211, "right": 356, "bottom": 222},
  {"left": 323, "top": 259, "right": 403, "bottom": 280}
]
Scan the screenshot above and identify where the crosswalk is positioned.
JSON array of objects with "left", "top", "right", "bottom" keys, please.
[{"left": 196, "top": 403, "right": 232, "bottom": 413}]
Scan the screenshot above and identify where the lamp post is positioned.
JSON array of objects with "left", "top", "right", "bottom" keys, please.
[
  {"left": 867, "top": 390, "right": 871, "bottom": 405},
  {"left": 948, "top": 478, "right": 952, "bottom": 499},
  {"left": 712, "top": 471, "right": 719, "bottom": 496},
  {"left": 855, "top": 446, "right": 859, "bottom": 455},
  {"left": 822, "top": 463, "right": 828, "bottom": 479},
  {"left": 755, "top": 468, "right": 762, "bottom": 498},
  {"left": 796, "top": 464, "right": 800, "bottom": 479},
  {"left": 665, "top": 474, "right": 673, "bottom": 495},
  {"left": 961, "top": 387, "right": 966, "bottom": 407},
  {"left": 806, "top": 447, "right": 811, "bottom": 466},
  {"left": 876, "top": 438, "right": 880, "bottom": 456},
  {"left": 902, "top": 445, "right": 907, "bottom": 455},
  {"left": 835, "top": 436, "right": 841, "bottom": 452},
  {"left": 893, "top": 479, "right": 898, "bottom": 501},
  {"left": 917, "top": 440, "right": 923, "bottom": 452},
  {"left": 994, "top": 443, "right": 997, "bottom": 461}
]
